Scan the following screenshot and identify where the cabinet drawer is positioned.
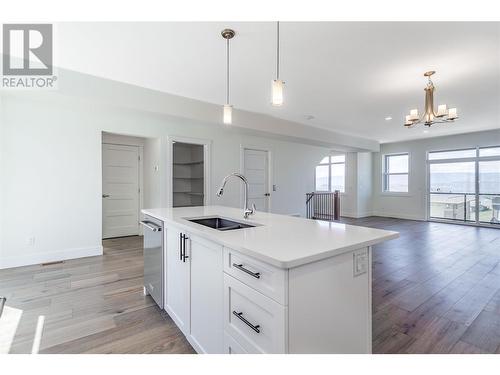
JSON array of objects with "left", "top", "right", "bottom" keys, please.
[
  {"left": 224, "top": 274, "right": 287, "bottom": 354},
  {"left": 223, "top": 332, "right": 248, "bottom": 354},
  {"left": 224, "top": 247, "right": 288, "bottom": 305}
]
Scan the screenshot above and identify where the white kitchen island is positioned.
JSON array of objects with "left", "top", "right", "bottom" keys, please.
[{"left": 142, "top": 205, "right": 398, "bottom": 354}]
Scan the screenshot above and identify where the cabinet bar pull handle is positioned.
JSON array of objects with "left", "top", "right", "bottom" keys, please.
[
  {"left": 182, "top": 234, "right": 189, "bottom": 262},
  {"left": 179, "top": 233, "right": 183, "bottom": 261},
  {"left": 232, "top": 311, "right": 260, "bottom": 333},
  {"left": 233, "top": 263, "right": 260, "bottom": 279}
]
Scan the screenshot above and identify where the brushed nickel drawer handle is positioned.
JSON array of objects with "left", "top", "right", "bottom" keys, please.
[
  {"left": 232, "top": 311, "right": 260, "bottom": 333},
  {"left": 233, "top": 263, "right": 260, "bottom": 279}
]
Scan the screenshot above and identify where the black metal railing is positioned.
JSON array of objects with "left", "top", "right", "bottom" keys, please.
[
  {"left": 429, "top": 192, "right": 500, "bottom": 224},
  {"left": 306, "top": 191, "right": 340, "bottom": 221}
]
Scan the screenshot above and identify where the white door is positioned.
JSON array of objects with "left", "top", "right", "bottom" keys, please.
[
  {"left": 165, "top": 226, "right": 191, "bottom": 335},
  {"left": 190, "top": 235, "right": 224, "bottom": 353},
  {"left": 102, "top": 144, "right": 140, "bottom": 239},
  {"left": 243, "top": 149, "right": 270, "bottom": 212}
]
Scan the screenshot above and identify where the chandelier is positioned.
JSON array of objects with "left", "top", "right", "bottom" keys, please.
[{"left": 404, "top": 71, "right": 458, "bottom": 127}]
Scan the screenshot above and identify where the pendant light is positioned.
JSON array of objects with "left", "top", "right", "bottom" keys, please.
[
  {"left": 221, "top": 28, "right": 235, "bottom": 125},
  {"left": 271, "top": 21, "right": 284, "bottom": 106}
]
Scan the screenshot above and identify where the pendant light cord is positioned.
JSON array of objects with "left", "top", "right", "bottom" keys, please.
[
  {"left": 276, "top": 21, "right": 280, "bottom": 80},
  {"left": 226, "top": 37, "right": 230, "bottom": 105}
]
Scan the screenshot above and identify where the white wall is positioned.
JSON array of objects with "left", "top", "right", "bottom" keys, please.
[
  {"left": 372, "top": 129, "right": 500, "bottom": 220},
  {"left": 0, "top": 94, "right": 331, "bottom": 269},
  {"left": 340, "top": 152, "right": 374, "bottom": 218}
]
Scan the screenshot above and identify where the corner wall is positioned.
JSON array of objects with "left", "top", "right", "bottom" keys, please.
[{"left": 372, "top": 129, "right": 500, "bottom": 220}]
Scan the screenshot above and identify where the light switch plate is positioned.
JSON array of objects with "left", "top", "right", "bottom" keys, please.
[{"left": 353, "top": 249, "right": 368, "bottom": 277}]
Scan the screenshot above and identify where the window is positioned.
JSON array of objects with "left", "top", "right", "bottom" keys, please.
[
  {"left": 315, "top": 154, "right": 345, "bottom": 192},
  {"left": 428, "top": 148, "right": 476, "bottom": 160},
  {"left": 383, "top": 153, "right": 409, "bottom": 192},
  {"left": 427, "top": 146, "right": 500, "bottom": 226}
]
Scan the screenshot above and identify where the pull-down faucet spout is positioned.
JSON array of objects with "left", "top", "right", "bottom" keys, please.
[{"left": 216, "top": 173, "right": 256, "bottom": 219}]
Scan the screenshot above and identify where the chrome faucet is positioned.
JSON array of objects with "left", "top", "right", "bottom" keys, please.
[{"left": 216, "top": 173, "right": 256, "bottom": 219}]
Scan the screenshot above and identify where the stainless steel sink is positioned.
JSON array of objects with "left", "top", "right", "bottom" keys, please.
[{"left": 186, "top": 216, "right": 257, "bottom": 231}]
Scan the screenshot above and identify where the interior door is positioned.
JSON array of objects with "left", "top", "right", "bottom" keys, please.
[
  {"left": 165, "top": 226, "right": 191, "bottom": 335},
  {"left": 102, "top": 144, "right": 140, "bottom": 239},
  {"left": 243, "top": 149, "right": 270, "bottom": 212}
]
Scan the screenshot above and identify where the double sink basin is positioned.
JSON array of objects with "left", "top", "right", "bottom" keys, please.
[{"left": 187, "top": 216, "right": 257, "bottom": 231}]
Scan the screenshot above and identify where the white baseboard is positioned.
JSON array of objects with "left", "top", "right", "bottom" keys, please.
[
  {"left": 341, "top": 211, "right": 374, "bottom": 219},
  {"left": 371, "top": 211, "right": 426, "bottom": 221},
  {"left": 0, "top": 245, "right": 103, "bottom": 270}
]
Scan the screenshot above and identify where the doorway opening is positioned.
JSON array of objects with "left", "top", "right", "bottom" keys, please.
[{"left": 168, "top": 137, "right": 211, "bottom": 208}]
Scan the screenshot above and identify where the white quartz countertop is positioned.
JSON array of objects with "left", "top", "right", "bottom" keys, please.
[{"left": 142, "top": 206, "right": 398, "bottom": 269}]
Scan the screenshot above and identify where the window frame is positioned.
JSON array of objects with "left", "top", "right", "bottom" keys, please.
[
  {"left": 314, "top": 154, "right": 346, "bottom": 193},
  {"left": 382, "top": 152, "right": 410, "bottom": 194}
]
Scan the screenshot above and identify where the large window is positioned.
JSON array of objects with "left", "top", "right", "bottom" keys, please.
[
  {"left": 428, "top": 147, "right": 500, "bottom": 226},
  {"left": 315, "top": 155, "right": 345, "bottom": 192},
  {"left": 383, "top": 153, "right": 409, "bottom": 193}
]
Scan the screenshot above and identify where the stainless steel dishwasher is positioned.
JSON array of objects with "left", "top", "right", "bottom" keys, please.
[{"left": 140, "top": 215, "right": 164, "bottom": 309}]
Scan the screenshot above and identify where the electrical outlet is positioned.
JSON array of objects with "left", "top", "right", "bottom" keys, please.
[{"left": 353, "top": 249, "right": 368, "bottom": 277}]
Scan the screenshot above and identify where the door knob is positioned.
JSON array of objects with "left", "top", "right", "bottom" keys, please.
[{"left": 102, "top": 194, "right": 110, "bottom": 198}]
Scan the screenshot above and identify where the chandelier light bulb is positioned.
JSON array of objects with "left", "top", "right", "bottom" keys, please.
[
  {"left": 409, "top": 109, "right": 419, "bottom": 120},
  {"left": 437, "top": 104, "right": 448, "bottom": 117}
]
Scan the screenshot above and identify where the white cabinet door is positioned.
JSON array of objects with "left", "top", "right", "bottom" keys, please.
[
  {"left": 165, "top": 225, "right": 190, "bottom": 335},
  {"left": 189, "top": 235, "right": 224, "bottom": 353}
]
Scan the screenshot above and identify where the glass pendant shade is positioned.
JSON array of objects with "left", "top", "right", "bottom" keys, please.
[
  {"left": 271, "top": 79, "right": 284, "bottom": 106},
  {"left": 223, "top": 104, "right": 232, "bottom": 125}
]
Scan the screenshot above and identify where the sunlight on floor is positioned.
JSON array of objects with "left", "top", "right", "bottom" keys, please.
[
  {"left": 31, "top": 315, "right": 45, "bottom": 354},
  {"left": 0, "top": 305, "right": 23, "bottom": 353}
]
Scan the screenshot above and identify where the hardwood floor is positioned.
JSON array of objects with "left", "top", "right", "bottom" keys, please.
[
  {"left": 341, "top": 216, "right": 500, "bottom": 354},
  {"left": 1, "top": 218, "right": 499, "bottom": 354},
  {"left": 0, "top": 236, "right": 194, "bottom": 354}
]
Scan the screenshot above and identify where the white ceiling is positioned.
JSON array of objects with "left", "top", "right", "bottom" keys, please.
[{"left": 52, "top": 22, "right": 500, "bottom": 143}]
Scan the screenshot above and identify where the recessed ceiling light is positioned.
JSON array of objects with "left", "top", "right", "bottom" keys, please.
[
  {"left": 304, "top": 115, "right": 315, "bottom": 120},
  {"left": 385, "top": 116, "right": 393, "bottom": 121}
]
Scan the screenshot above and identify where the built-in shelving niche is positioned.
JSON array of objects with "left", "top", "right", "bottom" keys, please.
[{"left": 172, "top": 142, "right": 205, "bottom": 208}]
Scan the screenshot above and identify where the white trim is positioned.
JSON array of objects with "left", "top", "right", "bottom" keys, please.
[
  {"left": 167, "top": 135, "right": 212, "bottom": 208},
  {"left": 0, "top": 245, "right": 103, "bottom": 270},
  {"left": 371, "top": 211, "right": 426, "bottom": 221},
  {"left": 341, "top": 211, "right": 374, "bottom": 219},
  {"left": 379, "top": 192, "right": 413, "bottom": 197},
  {"left": 239, "top": 144, "right": 273, "bottom": 213}
]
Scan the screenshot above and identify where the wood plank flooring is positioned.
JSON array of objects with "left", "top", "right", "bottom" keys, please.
[
  {"left": 0, "top": 236, "right": 194, "bottom": 354},
  {"left": 1, "top": 218, "right": 499, "bottom": 354},
  {"left": 341, "top": 216, "right": 500, "bottom": 354}
]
